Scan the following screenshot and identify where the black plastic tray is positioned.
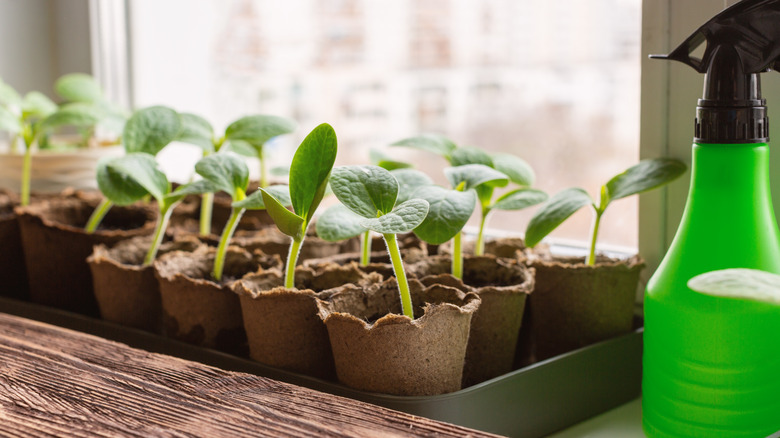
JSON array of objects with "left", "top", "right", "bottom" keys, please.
[{"left": 0, "top": 297, "right": 642, "bottom": 437}]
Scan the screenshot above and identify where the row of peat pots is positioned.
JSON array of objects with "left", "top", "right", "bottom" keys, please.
[{"left": 0, "top": 188, "right": 644, "bottom": 396}]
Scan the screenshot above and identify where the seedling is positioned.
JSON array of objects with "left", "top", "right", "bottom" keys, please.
[
  {"left": 391, "top": 134, "right": 541, "bottom": 255},
  {"left": 688, "top": 268, "right": 780, "bottom": 305},
  {"left": 85, "top": 106, "right": 182, "bottom": 232},
  {"left": 177, "top": 113, "right": 296, "bottom": 235},
  {"left": 316, "top": 168, "right": 432, "bottom": 265},
  {"left": 96, "top": 152, "right": 208, "bottom": 265},
  {"left": 525, "top": 158, "right": 687, "bottom": 265},
  {"left": 329, "top": 165, "right": 429, "bottom": 319},
  {"left": 245, "top": 123, "right": 337, "bottom": 289},
  {"left": 412, "top": 164, "right": 508, "bottom": 279}
]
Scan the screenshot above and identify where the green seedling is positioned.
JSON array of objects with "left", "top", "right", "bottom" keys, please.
[
  {"left": 247, "top": 123, "right": 336, "bottom": 289},
  {"left": 316, "top": 168, "right": 432, "bottom": 266},
  {"left": 85, "top": 105, "right": 182, "bottom": 233},
  {"left": 525, "top": 158, "right": 687, "bottom": 265},
  {"left": 329, "top": 165, "right": 429, "bottom": 319},
  {"left": 391, "top": 134, "right": 541, "bottom": 255},
  {"left": 96, "top": 152, "right": 208, "bottom": 265},
  {"left": 177, "top": 113, "right": 296, "bottom": 236},
  {"left": 51, "top": 73, "right": 128, "bottom": 146},
  {"left": 412, "top": 164, "right": 508, "bottom": 279},
  {"left": 369, "top": 148, "right": 412, "bottom": 171},
  {"left": 192, "top": 152, "right": 292, "bottom": 281},
  {"left": 688, "top": 268, "right": 780, "bottom": 306}
]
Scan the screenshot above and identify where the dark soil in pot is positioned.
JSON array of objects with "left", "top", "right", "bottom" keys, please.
[
  {"left": 316, "top": 278, "right": 481, "bottom": 396},
  {"left": 410, "top": 255, "right": 535, "bottom": 386},
  {"left": 525, "top": 254, "right": 645, "bottom": 361},
  {"left": 153, "top": 245, "right": 281, "bottom": 356},
  {"left": 15, "top": 197, "right": 156, "bottom": 316},
  {"left": 234, "top": 262, "right": 383, "bottom": 380},
  {"left": 0, "top": 190, "right": 28, "bottom": 300},
  {"left": 87, "top": 236, "right": 201, "bottom": 332}
]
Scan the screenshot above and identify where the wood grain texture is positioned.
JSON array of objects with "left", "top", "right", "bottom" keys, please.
[{"left": 0, "top": 313, "right": 500, "bottom": 438}]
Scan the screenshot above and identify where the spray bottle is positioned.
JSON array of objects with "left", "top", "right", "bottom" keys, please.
[{"left": 644, "top": 0, "right": 780, "bottom": 436}]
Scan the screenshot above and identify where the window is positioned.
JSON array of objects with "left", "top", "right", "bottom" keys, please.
[{"left": 117, "top": 0, "right": 643, "bottom": 252}]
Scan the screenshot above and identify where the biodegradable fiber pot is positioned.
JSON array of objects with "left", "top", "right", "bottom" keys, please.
[
  {"left": 153, "top": 244, "right": 281, "bottom": 356},
  {"left": 436, "top": 236, "right": 551, "bottom": 262},
  {"left": 15, "top": 196, "right": 156, "bottom": 316},
  {"left": 234, "top": 262, "right": 383, "bottom": 380},
  {"left": 411, "top": 255, "right": 535, "bottom": 386},
  {"left": 527, "top": 255, "right": 644, "bottom": 361},
  {"left": 316, "top": 278, "right": 481, "bottom": 396},
  {"left": 0, "top": 190, "right": 28, "bottom": 300},
  {"left": 87, "top": 236, "right": 201, "bottom": 332}
]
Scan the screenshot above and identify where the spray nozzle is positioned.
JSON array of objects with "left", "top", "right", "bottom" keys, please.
[{"left": 651, "top": 0, "right": 780, "bottom": 143}]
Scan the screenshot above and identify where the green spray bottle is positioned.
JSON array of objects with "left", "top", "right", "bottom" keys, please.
[{"left": 644, "top": 1, "right": 780, "bottom": 436}]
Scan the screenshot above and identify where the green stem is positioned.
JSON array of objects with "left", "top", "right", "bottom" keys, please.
[
  {"left": 259, "top": 148, "right": 268, "bottom": 188},
  {"left": 359, "top": 230, "right": 372, "bottom": 266},
  {"left": 586, "top": 209, "right": 604, "bottom": 266},
  {"left": 213, "top": 207, "right": 245, "bottom": 281},
  {"left": 284, "top": 236, "right": 305, "bottom": 289},
  {"left": 452, "top": 231, "right": 463, "bottom": 279},
  {"left": 20, "top": 143, "right": 32, "bottom": 206},
  {"left": 85, "top": 198, "right": 114, "bottom": 233},
  {"left": 143, "top": 202, "right": 177, "bottom": 265},
  {"left": 199, "top": 192, "right": 214, "bottom": 236},
  {"left": 384, "top": 233, "right": 414, "bottom": 319},
  {"left": 475, "top": 208, "right": 490, "bottom": 256}
]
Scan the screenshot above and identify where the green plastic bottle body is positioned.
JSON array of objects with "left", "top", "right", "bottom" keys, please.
[{"left": 643, "top": 143, "right": 780, "bottom": 437}]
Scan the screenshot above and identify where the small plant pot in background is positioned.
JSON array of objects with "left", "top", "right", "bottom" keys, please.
[
  {"left": 0, "top": 145, "right": 123, "bottom": 194},
  {"left": 153, "top": 245, "right": 281, "bottom": 356},
  {"left": 526, "top": 255, "right": 644, "bottom": 361},
  {"left": 223, "top": 227, "right": 360, "bottom": 263},
  {"left": 436, "top": 236, "right": 551, "bottom": 261},
  {"left": 234, "top": 262, "right": 383, "bottom": 380},
  {"left": 87, "top": 235, "right": 201, "bottom": 332},
  {"left": 317, "top": 278, "right": 481, "bottom": 396},
  {"left": 15, "top": 196, "right": 156, "bottom": 316},
  {"left": 410, "top": 255, "right": 535, "bottom": 386},
  {"left": 0, "top": 190, "right": 28, "bottom": 300}
]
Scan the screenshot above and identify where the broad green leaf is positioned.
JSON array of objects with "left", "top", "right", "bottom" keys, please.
[
  {"left": 233, "top": 184, "right": 291, "bottom": 209},
  {"left": 0, "top": 106, "right": 20, "bottom": 132},
  {"left": 492, "top": 153, "right": 535, "bottom": 186},
  {"left": 224, "top": 139, "right": 257, "bottom": 157},
  {"left": 688, "top": 268, "right": 780, "bottom": 305},
  {"left": 475, "top": 184, "right": 495, "bottom": 209},
  {"left": 361, "top": 198, "right": 429, "bottom": 235},
  {"left": 177, "top": 113, "right": 214, "bottom": 152},
  {"left": 411, "top": 185, "right": 476, "bottom": 244},
  {"left": 330, "top": 165, "right": 398, "bottom": 218},
  {"left": 444, "top": 164, "right": 509, "bottom": 191},
  {"left": 261, "top": 188, "right": 305, "bottom": 240},
  {"left": 96, "top": 157, "right": 150, "bottom": 206},
  {"left": 39, "top": 103, "right": 102, "bottom": 133},
  {"left": 289, "top": 123, "right": 338, "bottom": 223},
  {"left": 224, "top": 114, "right": 296, "bottom": 150},
  {"left": 391, "top": 168, "right": 434, "bottom": 204},
  {"left": 370, "top": 148, "right": 412, "bottom": 171},
  {"left": 123, "top": 106, "right": 181, "bottom": 155},
  {"left": 315, "top": 204, "right": 367, "bottom": 242},
  {"left": 390, "top": 134, "right": 457, "bottom": 159},
  {"left": 0, "top": 79, "right": 21, "bottom": 107},
  {"left": 195, "top": 152, "right": 249, "bottom": 200},
  {"left": 492, "top": 188, "right": 549, "bottom": 211},
  {"left": 105, "top": 153, "right": 169, "bottom": 202},
  {"left": 21, "top": 92, "right": 57, "bottom": 119},
  {"left": 54, "top": 73, "right": 102, "bottom": 103},
  {"left": 166, "top": 179, "right": 217, "bottom": 203},
  {"left": 524, "top": 188, "right": 593, "bottom": 247},
  {"left": 450, "top": 146, "right": 493, "bottom": 167},
  {"left": 606, "top": 158, "right": 687, "bottom": 202}
]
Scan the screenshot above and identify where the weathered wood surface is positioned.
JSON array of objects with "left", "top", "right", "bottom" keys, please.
[{"left": 0, "top": 313, "right": 500, "bottom": 437}]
